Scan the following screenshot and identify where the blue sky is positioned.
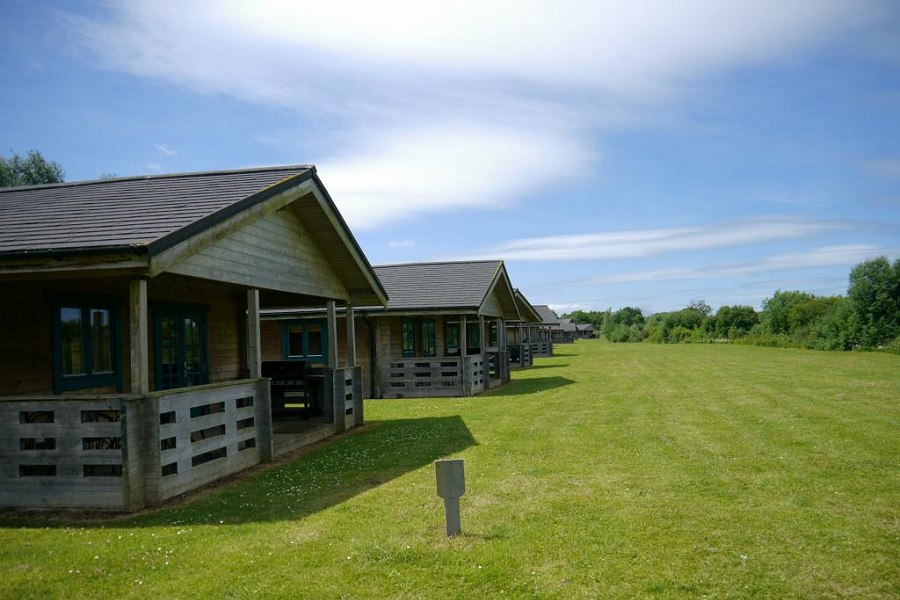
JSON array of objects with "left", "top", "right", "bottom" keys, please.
[{"left": 2, "top": 1, "right": 899, "bottom": 314}]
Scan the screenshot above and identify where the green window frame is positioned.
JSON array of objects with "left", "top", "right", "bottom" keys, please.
[
  {"left": 281, "top": 319, "right": 327, "bottom": 361},
  {"left": 153, "top": 303, "right": 209, "bottom": 391},
  {"left": 445, "top": 321, "right": 461, "bottom": 356},
  {"left": 51, "top": 295, "right": 122, "bottom": 394},
  {"left": 401, "top": 318, "right": 437, "bottom": 358},
  {"left": 421, "top": 319, "right": 436, "bottom": 357},
  {"left": 466, "top": 322, "right": 481, "bottom": 354},
  {"left": 401, "top": 318, "right": 416, "bottom": 358}
]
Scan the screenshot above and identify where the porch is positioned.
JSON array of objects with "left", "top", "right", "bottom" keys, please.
[{"left": 0, "top": 365, "right": 365, "bottom": 510}]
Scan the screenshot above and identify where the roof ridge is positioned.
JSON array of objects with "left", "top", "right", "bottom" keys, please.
[
  {"left": 374, "top": 259, "right": 502, "bottom": 269},
  {"left": 0, "top": 164, "right": 314, "bottom": 193}
]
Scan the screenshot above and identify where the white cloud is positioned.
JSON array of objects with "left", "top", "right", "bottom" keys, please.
[
  {"left": 320, "top": 124, "right": 593, "bottom": 229},
  {"left": 146, "top": 162, "right": 162, "bottom": 172},
  {"left": 155, "top": 142, "right": 177, "bottom": 156},
  {"left": 388, "top": 239, "right": 415, "bottom": 249},
  {"left": 60, "top": 1, "right": 890, "bottom": 227},
  {"left": 449, "top": 218, "right": 851, "bottom": 262}
]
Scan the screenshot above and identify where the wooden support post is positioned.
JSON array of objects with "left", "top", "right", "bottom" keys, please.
[
  {"left": 326, "top": 300, "right": 339, "bottom": 369},
  {"left": 460, "top": 315, "right": 467, "bottom": 394},
  {"left": 353, "top": 366, "right": 364, "bottom": 427},
  {"left": 246, "top": 289, "right": 261, "bottom": 379},
  {"left": 346, "top": 306, "right": 356, "bottom": 368},
  {"left": 479, "top": 315, "right": 486, "bottom": 353},
  {"left": 332, "top": 369, "right": 345, "bottom": 435},
  {"left": 129, "top": 279, "right": 149, "bottom": 395}
]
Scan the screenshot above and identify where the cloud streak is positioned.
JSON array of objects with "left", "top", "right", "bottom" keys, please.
[
  {"left": 449, "top": 218, "right": 859, "bottom": 262},
  {"left": 578, "top": 244, "right": 899, "bottom": 285}
]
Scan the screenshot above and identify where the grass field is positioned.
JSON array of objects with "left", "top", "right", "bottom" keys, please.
[{"left": 1, "top": 342, "right": 898, "bottom": 599}]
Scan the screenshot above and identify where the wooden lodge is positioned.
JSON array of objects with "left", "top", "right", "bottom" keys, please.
[
  {"left": 506, "top": 289, "right": 543, "bottom": 369},
  {"left": 262, "top": 260, "right": 521, "bottom": 398},
  {"left": 0, "top": 166, "right": 387, "bottom": 511},
  {"left": 531, "top": 304, "right": 560, "bottom": 355}
]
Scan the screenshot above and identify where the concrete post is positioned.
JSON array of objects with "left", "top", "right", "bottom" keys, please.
[
  {"left": 256, "top": 379, "right": 274, "bottom": 462},
  {"left": 435, "top": 458, "right": 465, "bottom": 537}
]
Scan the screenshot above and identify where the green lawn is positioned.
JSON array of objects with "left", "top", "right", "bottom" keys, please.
[{"left": 2, "top": 342, "right": 898, "bottom": 599}]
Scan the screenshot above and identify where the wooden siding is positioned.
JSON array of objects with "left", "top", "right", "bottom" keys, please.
[
  {"left": 480, "top": 290, "right": 503, "bottom": 318},
  {"left": 0, "top": 276, "right": 249, "bottom": 396},
  {"left": 147, "top": 275, "right": 246, "bottom": 390},
  {"left": 0, "top": 279, "right": 130, "bottom": 396},
  {"left": 167, "top": 208, "right": 349, "bottom": 300}
]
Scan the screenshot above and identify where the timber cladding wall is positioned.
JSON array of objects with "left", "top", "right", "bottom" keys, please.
[
  {"left": 0, "top": 276, "right": 247, "bottom": 396},
  {"left": 0, "top": 279, "right": 130, "bottom": 396}
]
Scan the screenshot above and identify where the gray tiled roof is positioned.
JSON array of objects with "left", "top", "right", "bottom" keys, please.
[
  {"left": 533, "top": 305, "right": 561, "bottom": 325},
  {"left": 0, "top": 166, "right": 312, "bottom": 255},
  {"left": 374, "top": 261, "right": 503, "bottom": 310}
]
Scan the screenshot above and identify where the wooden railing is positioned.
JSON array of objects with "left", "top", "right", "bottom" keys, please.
[
  {"left": 509, "top": 344, "right": 533, "bottom": 369},
  {"left": 0, "top": 395, "right": 139, "bottom": 509},
  {"left": 531, "top": 341, "right": 553, "bottom": 357},
  {"left": 150, "top": 379, "right": 269, "bottom": 504},
  {"left": 380, "top": 355, "right": 490, "bottom": 398},
  {"left": 0, "top": 378, "right": 271, "bottom": 511},
  {"left": 325, "top": 367, "right": 363, "bottom": 433}
]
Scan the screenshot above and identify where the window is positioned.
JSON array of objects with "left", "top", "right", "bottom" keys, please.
[
  {"left": 154, "top": 303, "right": 208, "bottom": 390},
  {"left": 401, "top": 318, "right": 437, "bottom": 358},
  {"left": 466, "top": 322, "right": 481, "bottom": 354},
  {"left": 445, "top": 322, "right": 460, "bottom": 356},
  {"left": 282, "top": 320, "right": 327, "bottom": 361},
  {"left": 52, "top": 297, "right": 121, "bottom": 393}
]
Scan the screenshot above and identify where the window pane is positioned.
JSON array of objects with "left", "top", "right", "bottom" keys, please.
[
  {"left": 90, "top": 309, "right": 112, "bottom": 374},
  {"left": 287, "top": 326, "right": 304, "bottom": 357},
  {"left": 401, "top": 319, "right": 416, "bottom": 358},
  {"left": 422, "top": 320, "right": 436, "bottom": 357},
  {"left": 61, "top": 307, "right": 84, "bottom": 376},
  {"left": 307, "top": 324, "right": 323, "bottom": 356},
  {"left": 467, "top": 323, "right": 481, "bottom": 352},
  {"left": 160, "top": 316, "right": 179, "bottom": 389},
  {"left": 184, "top": 317, "right": 202, "bottom": 386},
  {"left": 445, "top": 322, "right": 460, "bottom": 355}
]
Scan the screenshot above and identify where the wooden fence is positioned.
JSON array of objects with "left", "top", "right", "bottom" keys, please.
[
  {"left": 380, "top": 355, "right": 489, "bottom": 398},
  {"left": 0, "top": 379, "right": 271, "bottom": 511}
]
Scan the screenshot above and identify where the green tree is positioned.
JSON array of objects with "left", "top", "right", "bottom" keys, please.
[
  {"left": 0, "top": 150, "right": 65, "bottom": 187},
  {"left": 712, "top": 305, "right": 759, "bottom": 339},
  {"left": 762, "top": 290, "right": 816, "bottom": 335},
  {"left": 561, "top": 310, "right": 605, "bottom": 330},
  {"left": 848, "top": 257, "right": 900, "bottom": 348},
  {"left": 601, "top": 307, "right": 645, "bottom": 342}
]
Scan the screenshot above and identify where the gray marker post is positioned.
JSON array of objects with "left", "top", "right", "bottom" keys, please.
[{"left": 435, "top": 458, "right": 465, "bottom": 537}]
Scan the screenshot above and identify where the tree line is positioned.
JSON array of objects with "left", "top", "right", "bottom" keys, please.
[
  {"left": 563, "top": 257, "right": 900, "bottom": 353},
  {"left": 0, "top": 150, "right": 64, "bottom": 187}
]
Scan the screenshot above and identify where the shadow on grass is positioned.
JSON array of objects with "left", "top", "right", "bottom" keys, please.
[
  {"left": 526, "top": 363, "right": 569, "bottom": 370},
  {"left": 1, "top": 415, "right": 476, "bottom": 528},
  {"left": 485, "top": 376, "right": 575, "bottom": 396}
]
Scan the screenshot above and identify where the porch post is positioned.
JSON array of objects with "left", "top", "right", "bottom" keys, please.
[
  {"left": 346, "top": 306, "right": 356, "bottom": 368},
  {"left": 460, "top": 315, "right": 467, "bottom": 394},
  {"left": 246, "top": 289, "right": 261, "bottom": 379},
  {"left": 129, "top": 278, "right": 149, "bottom": 395},
  {"left": 479, "top": 315, "right": 486, "bottom": 353},
  {"left": 326, "top": 300, "right": 339, "bottom": 369}
]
